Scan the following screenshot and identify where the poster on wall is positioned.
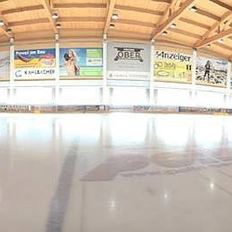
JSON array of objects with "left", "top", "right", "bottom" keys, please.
[
  {"left": 196, "top": 56, "right": 228, "bottom": 87},
  {"left": 107, "top": 42, "right": 151, "bottom": 86},
  {"left": 14, "top": 48, "right": 56, "bottom": 80},
  {"left": 0, "top": 51, "right": 10, "bottom": 80},
  {"left": 59, "top": 48, "right": 103, "bottom": 79},
  {"left": 154, "top": 50, "right": 192, "bottom": 83}
]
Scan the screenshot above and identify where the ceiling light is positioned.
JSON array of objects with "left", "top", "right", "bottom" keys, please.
[
  {"left": 56, "top": 23, "right": 61, "bottom": 29},
  {"left": 10, "top": 37, "right": 14, "bottom": 44},
  {"left": 170, "top": 23, "right": 176, "bottom": 29},
  {"left": 162, "top": 31, "right": 168, "bottom": 36},
  {"left": 109, "top": 23, "right": 115, "bottom": 29},
  {"left": 55, "top": 33, "right": 59, "bottom": 41},
  {"left": 0, "top": 20, "right": 4, "bottom": 27},
  {"left": 190, "top": 6, "right": 198, "bottom": 12},
  {"left": 6, "top": 28, "right": 12, "bottom": 33},
  {"left": 52, "top": 12, "right": 59, "bottom": 19},
  {"left": 112, "top": 13, "right": 119, "bottom": 20},
  {"left": 218, "top": 38, "right": 224, "bottom": 43}
]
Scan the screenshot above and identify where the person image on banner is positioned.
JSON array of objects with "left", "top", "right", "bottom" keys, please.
[
  {"left": 64, "top": 49, "right": 80, "bottom": 77},
  {"left": 204, "top": 60, "right": 211, "bottom": 82}
]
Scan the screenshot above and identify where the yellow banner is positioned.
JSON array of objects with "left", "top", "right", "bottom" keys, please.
[{"left": 154, "top": 50, "right": 192, "bottom": 83}]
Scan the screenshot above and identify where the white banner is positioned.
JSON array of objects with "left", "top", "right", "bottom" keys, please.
[
  {"left": 107, "top": 42, "right": 151, "bottom": 82},
  {"left": 14, "top": 68, "right": 56, "bottom": 79},
  {"left": 196, "top": 56, "right": 228, "bottom": 87}
]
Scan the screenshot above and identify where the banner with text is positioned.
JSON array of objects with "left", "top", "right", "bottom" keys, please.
[
  {"left": 0, "top": 51, "right": 10, "bottom": 80},
  {"left": 59, "top": 48, "right": 103, "bottom": 79},
  {"left": 14, "top": 48, "right": 56, "bottom": 80},
  {"left": 196, "top": 56, "right": 227, "bottom": 87},
  {"left": 107, "top": 42, "right": 151, "bottom": 85},
  {"left": 154, "top": 50, "right": 192, "bottom": 83}
]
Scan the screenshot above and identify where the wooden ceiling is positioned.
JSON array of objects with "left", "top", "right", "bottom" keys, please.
[{"left": 1, "top": 0, "right": 232, "bottom": 59}]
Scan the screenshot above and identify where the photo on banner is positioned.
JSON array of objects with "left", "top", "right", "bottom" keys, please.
[
  {"left": 59, "top": 48, "right": 103, "bottom": 79},
  {"left": 107, "top": 42, "right": 151, "bottom": 86},
  {"left": 14, "top": 48, "right": 56, "bottom": 80},
  {"left": 0, "top": 51, "right": 10, "bottom": 80},
  {"left": 196, "top": 56, "right": 228, "bottom": 87},
  {"left": 154, "top": 50, "right": 192, "bottom": 83}
]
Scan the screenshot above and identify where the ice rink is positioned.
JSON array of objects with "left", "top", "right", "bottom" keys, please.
[{"left": 1, "top": 112, "right": 232, "bottom": 232}]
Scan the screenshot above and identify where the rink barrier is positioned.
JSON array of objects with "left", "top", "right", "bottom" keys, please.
[
  {"left": 0, "top": 105, "right": 31, "bottom": 112},
  {"left": 0, "top": 104, "right": 232, "bottom": 114},
  {"left": 178, "top": 106, "right": 232, "bottom": 114}
]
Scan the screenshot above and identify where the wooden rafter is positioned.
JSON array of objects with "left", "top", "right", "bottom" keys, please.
[
  {"left": 195, "top": 8, "right": 220, "bottom": 21},
  {"left": 59, "top": 17, "right": 105, "bottom": 23},
  {"left": 158, "top": 0, "right": 182, "bottom": 25},
  {"left": 2, "top": 5, "right": 44, "bottom": 15},
  {"left": 179, "top": 17, "right": 210, "bottom": 30},
  {"left": 210, "top": 0, "right": 232, "bottom": 11},
  {"left": 195, "top": 27, "right": 232, "bottom": 48},
  {"left": 194, "top": 12, "right": 232, "bottom": 47},
  {"left": 214, "top": 41, "right": 232, "bottom": 51},
  {"left": 8, "top": 18, "right": 49, "bottom": 27},
  {"left": 41, "top": 0, "right": 57, "bottom": 33},
  {"left": 104, "top": 0, "right": 116, "bottom": 35},
  {"left": 151, "top": 0, "right": 196, "bottom": 40},
  {"left": 152, "top": 0, "right": 172, "bottom": 3},
  {"left": 54, "top": 3, "right": 106, "bottom": 9},
  {"left": 0, "top": 27, "right": 11, "bottom": 38},
  {"left": 168, "top": 27, "right": 201, "bottom": 39},
  {"left": 0, "top": 12, "right": 12, "bottom": 38},
  {"left": 115, "top": 5, "right": 163, "bottom": 16},
  {"left": 194, "top": 0, "right": 232, "bottom": 48},
  {"left": 117, "top": 19, "right": 155, "bottom": 28}
]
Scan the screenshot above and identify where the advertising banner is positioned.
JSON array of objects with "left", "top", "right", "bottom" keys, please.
[
  {"left": 154, "top": 50, "right": 192, "bottom": 83},
  {"left": 59, "top": 48, "right": 103, "bottom": 79},
  {"left": 0, "top": 51, "right": 10, "bottom": 80},
  {"left": 14, "top": 48, "right": 56, "bottom": 80},
  {"left": 107, "top": 42, "right": 151, "bottom": 83},
  {"left": 196, "top": 56, "right": 227, "bottom": 87}
]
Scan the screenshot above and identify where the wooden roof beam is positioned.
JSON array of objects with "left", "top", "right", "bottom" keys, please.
[
  {"left": 214, "top": 41, "right": 232, "bottom": 51},
  {"left": 210, "top": 0, "right": 232, "bottom": 11},
  {"left": 59, "top": 17, "right": 105, "bottom": 22},
  {"left": 104, "top": 0, "right": 116, "bottom": 35},
  {"left": 151, "top": 0, "right": 172, "bottom": 3},
  {"left": 8, "top": 18, "right": 49, "bottom": 27},
  {"left": 0, "top": 11, "right": 13, "bottom": 38},
  {"left": 168, "top": 27, "right": 201, "bottom": 39},
  {"left": 151, "top": 0, "right": 196, "bottom": 40},
  {"left": 54, "top": 3, "right": 107, "bottom": 9},
  {"left": 116, "top": 19, "right": 155, "bottom": 28},
  {"left": 115, "top": 5, "right": 163, "bottom": 16},
  {"left": 158, "top": 0, "right": 182, "bottom": 25},
  {"left": 179, "top": 17, "right": 210, "bottom": 30},
  {"left": 0, "top": 27, "right": 12, "bottom": 38},
  {"left": 194, "top": 11, "right": 232, "bottom": 47},
  {"left": 195, "top": 27, "right": 232, "bottom": 48},
  {"left": 195, "top": 8, "right": 220, "bottom": 21},
  {"left": 2, "top": 5, "right": 44, "bottom": 15},
  {"left": 41, "top": 0, "right": 57, "bottom": 33}
]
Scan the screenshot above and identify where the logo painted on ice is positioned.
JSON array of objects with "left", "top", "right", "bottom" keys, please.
[
  {"left": 80, "top": 152, "right": 232, "bottom": 182},
  {"left": 114, "top": 47, "right": 144, "bottom": 62}
]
